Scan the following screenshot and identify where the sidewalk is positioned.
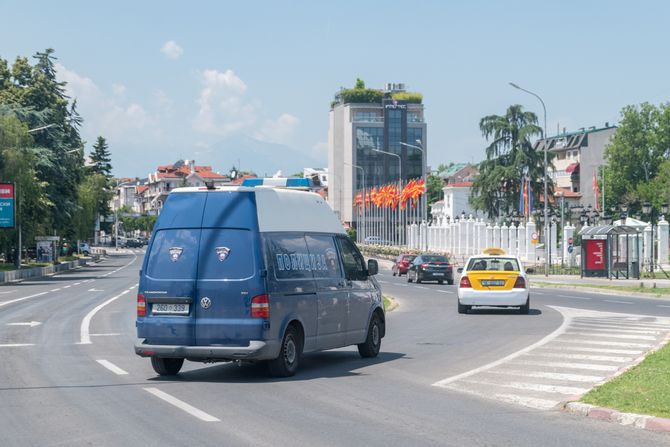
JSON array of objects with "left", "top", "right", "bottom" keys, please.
[{"left": 531, "top": 274, "right": 670, "bottom": 288}]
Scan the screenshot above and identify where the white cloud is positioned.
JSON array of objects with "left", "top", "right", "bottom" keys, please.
[
  {"left": 255, "top": 113, "right": 300, "bottom": 145},
  {"left": 161, "top": 40, "right": 184, "bottom": 60},
  {"left": 112, "top": 83, "right": 126, "bottom": 95},
  {"left": 194, "top": 69, "right": 257, "bottom": 136},
  {"left": 56, "top": 63, "right": 162, "bottom": 146}
]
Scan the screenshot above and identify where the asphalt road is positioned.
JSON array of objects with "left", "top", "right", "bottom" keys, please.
[{"left": 1, "top": 252, "right": 669, "bottom": 446}]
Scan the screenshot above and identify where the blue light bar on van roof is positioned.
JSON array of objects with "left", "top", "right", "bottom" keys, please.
[{"left": 241, "top": 178, "right": 312, "bottom": 188}]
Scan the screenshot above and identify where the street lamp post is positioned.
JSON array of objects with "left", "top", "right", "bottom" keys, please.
[
  {"left": 371, "top": 148, "right": 402, "bottom": 247},
  {"left": 510, "top": 82, "right": 549, "bottom": 277},
  {"left": 399, "top": 140, "right": 427, "bottom": 224},
  {"left": 344, "top": 162, "right": 366, "bottom": 244}
]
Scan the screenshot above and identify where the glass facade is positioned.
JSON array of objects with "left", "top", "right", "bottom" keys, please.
[
  {"left": 406, "top": 127, "right": 423, "bottom": 179},
  {"left": 356, "top": 127, "right": 384, "bottom": 189}
]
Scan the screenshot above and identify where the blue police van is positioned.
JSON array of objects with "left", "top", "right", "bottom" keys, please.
[{"left": 135, "top": 184, "right": 384, "bottom": 377}]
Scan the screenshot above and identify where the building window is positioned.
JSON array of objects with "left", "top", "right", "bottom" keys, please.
[
  {"left": 356, "top": 127, "right": 384, "bottom": 189},
  {"left": 354, "top": 111, "right": 382, "bottom": 123}
]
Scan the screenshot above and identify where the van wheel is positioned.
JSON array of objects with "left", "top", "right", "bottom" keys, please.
[
  {"left": 268, "top": 325, "right": 301, "bottom": 377},
  {"left": 519, "top": 297, "right": 530, "bottom": 315},
  {"left": 358, "top": 314, "right": 382, "bottom": 358},
  {"left": 151, "top": 357, "right": 184, "bottom": 376}
]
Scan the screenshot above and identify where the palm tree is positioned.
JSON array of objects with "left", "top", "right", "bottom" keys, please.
[{"left": 471, "top": 105, "right": 552, "bottom": 219}]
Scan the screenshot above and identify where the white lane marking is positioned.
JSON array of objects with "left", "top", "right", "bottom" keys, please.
[
  {"left": 416, "top": 286, "right": 429, "bottom": 290},
  {"left": 0, "top": 343, "right": 34, "bottom": 348},
  {"left": 658, "top": 305, "right": 670, "bottom": 309},
  {"left": 553, "top": 338, "right": 652, "bottom": 348},
  {"left": 397, "top": 284, "right": 408, "bottom": 287},
  {"left": 462, "top": 379, "right": 589, "bottom": 395},
  {"left": 63, "top": 285, "right": 72, "bottom": 289},
  {"left": 511, "top": 360, "right": 619, "bottom": 372},
  {"left": 437, "top": 290, "right": 453, "bottom": 294},
  {"left": 572, "top": 320, "right": 670, "bottom": 330},
  {"left": 569, "top": 324, "right": 662, "bottom": 335},
  {"left": 90, "top": 333, "right": 121, "bottom": 337},
  {"left": 7, "top": 321, "right": 42, "bottom": 327},
  {"left": 96, "top": 359, "right": 128, "bottom": 375},
  {"left": 557, "top": 294, "right": 591, "bottom": 300},
  {"left": 73, "top": 282, "right": 81, "bottom": 286},
  {"left": 50, "top": 288, "right": 61, "bottom": 292},
  {"left": 541, "top": 346, "right": 643, "bottom": 355},
  {"left": 485, "top": 369, "right": 604, "bottom": 383},
  {"left": 144, "top": 388, "right": 220, "bottom": 422},
  {"left": 0, "top": 290, "right": 17, "bottom": 294},
  {"left": 494, "top": 394, "right": 560, "bottom": 410},
  {"left": 0, "top": 291, "right": 48, "bottom": 308},
  {"left": 79, "top": 289, "right": 131, "bottom": 344},
  {"left": 604, "top": 299, "right": 633, "bottom": 305},
  {"left": 566, "top": 331, "right": 656, "bottom": 341},
  {"left": 88, "top": 289, "right": 104, "bottom": 292},
  {"left": 377, "top": 280, "right": 388, "bottom": 283},
  {"left": 529, "top": 352, "right": 633, "bottom": 363},
  {"left": 433, "top": 305, "right": 572, "bottom": 387}
]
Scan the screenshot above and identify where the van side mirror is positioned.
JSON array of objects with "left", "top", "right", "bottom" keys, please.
[
  {"left": 367, "top": 259, "right": 379, "bottom": 276},
  {"left": 457, "top": 267, "right": 463, "bottom": 274}
]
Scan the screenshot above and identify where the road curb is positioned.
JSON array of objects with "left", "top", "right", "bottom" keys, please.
[
  {"left": 531, "top": 283, "right": 670, "bottom": 300},
  {"left": 563, "top": 402, "right": 670, "bottom": 433}
]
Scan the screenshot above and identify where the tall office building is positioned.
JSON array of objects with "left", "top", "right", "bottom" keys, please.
[{"left": 328, "top": 82, "right": 427, "bottom": 225}]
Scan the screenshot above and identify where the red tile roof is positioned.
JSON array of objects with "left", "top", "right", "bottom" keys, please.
[{"left": 447, "top": 181, "right": 473, "bottom": 187}]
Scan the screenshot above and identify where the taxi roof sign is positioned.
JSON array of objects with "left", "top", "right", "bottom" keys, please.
[{"left": 482, "top": 247, "right": 506, "bottom": 255}]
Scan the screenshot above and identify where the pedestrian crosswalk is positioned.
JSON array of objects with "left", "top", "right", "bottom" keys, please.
[{"left": 433, "top": 307, "right": 670, "bottom": 410}]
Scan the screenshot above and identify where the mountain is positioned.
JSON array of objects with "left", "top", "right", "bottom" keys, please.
[{"left": 194, "top": 135, "right": 326, "bottom": 177}]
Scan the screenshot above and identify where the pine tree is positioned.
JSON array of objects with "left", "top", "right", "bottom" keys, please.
[{"left": 90, "top": 136, "right": 113, "bottom": 177}]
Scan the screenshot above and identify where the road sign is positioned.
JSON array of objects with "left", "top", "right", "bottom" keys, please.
[
  {"left": 531, "top": 232, "right": 539, "bottom": 245},
  {"left": 0, "top": 183, "right": 15, "bottom": 229}
]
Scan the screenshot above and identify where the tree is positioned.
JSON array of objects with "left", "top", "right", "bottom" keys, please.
[
  {"left": 89, "top": 136, "right": 112, "bottom": 177},
  {"left": 354, "top": 78, "right": 366, "bottom": 90},
  {"left": 470, "top": 105, "right": 551, "bottom": 219},
  {"left": 604, "top": 102, "right": 670, "bottom": 212}
]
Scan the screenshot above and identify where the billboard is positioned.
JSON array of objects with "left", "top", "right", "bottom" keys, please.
[
  {"left": 0, "top": 183, "right": 15, "bottom": 229},
  {"left": 585, "top": 239, "right": 606, "bottom": 270}
]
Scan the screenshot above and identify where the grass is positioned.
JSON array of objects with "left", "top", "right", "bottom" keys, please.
[
  {"left": 533, "top": 281, "right": 670, "bottom": 297},
  {"left": 581, "top": 342, "right": 670, "bottom": 418},
  {"left": 383, "top": 295, "right": 398, "bottom": 312}
]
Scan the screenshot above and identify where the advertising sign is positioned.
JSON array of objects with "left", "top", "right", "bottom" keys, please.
[
  {"left": 0, "top": 183, "right": 15, "bottom": 229},
  {"left": 585, "top": 239, "right": 606, "bottom": 270}
]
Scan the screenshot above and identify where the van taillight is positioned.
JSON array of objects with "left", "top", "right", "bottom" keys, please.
[
  {"left": 514, "top": 276, "right": 526, "bottom": 289},
  {"left": 459, "top": 276, "right": 472, "bottom": 288},
  {"left": 137, "top": 294, "right": 146, "bottom": 317},
  {"left": 251, "top": 294, "right": 270, "bottom": 318}
]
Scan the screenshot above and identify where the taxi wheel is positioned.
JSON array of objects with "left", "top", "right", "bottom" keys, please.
[
  {"left": 151, "top": 357, "right": 184, "bottom": 376},
  {"left": 268, "top": 325, "right": 302, "bottom": 377},
  {"left": 458, "top": 301, "right": 470, "bottom": 314},
  {"left": 519, "top": 297, "right": 530, "bottom": 315},
  {"left": 358, "top": 314, "right": 382, "bottom": 358}
]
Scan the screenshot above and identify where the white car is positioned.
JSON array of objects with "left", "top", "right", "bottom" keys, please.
[{"left": 457, "top": 248, "right": 530, "bottom": 314}]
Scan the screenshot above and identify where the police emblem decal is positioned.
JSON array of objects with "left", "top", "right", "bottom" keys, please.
[
  {"left": 200, "top": 297, "right": 212, "bottom": 309},
  {"left": 216, "top": 247, "right": 231, "bottom": 262},
  {"left": 169, "top": 247, "right": 183, "bottom": 262}
]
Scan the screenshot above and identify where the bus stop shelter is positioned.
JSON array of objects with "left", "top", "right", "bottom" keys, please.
[{"left": 580, "top": 225, "right": 641, "bottom": 279}]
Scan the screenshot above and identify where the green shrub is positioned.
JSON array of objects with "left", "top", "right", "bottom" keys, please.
[
  {"left": 391, "top": 91, "right": 423, "bottom": 104},
  {"left": 339, "top": 88, "right": 384, "bottom": 105}
]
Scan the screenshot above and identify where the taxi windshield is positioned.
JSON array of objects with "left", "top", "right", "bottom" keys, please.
[{"left": 467, "top": 257, "right": 519, "bottom": 272}]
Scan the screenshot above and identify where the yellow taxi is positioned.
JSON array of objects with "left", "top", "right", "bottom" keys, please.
[{"left": 457, "top": 248, "right": 530, "bottom": 314}]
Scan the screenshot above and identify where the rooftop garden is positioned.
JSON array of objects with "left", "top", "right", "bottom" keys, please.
[{"left": 331, "top": 78, "right": 422, "bottom": 108}]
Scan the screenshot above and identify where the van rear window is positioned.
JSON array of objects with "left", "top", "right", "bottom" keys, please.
[
  {"left": 146, "top": 229, "right": 200, "bottom": 280},
  {"left": 197, "top": 229, "right": 255, "bottom": 280}
]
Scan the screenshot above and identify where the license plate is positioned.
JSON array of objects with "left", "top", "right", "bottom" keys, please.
[
  {"left": 433, "top": 273, "right": 445, "bottom": 276},
  {"left": 481, "top": 280, "right": 505, "bottom": 287},
  {"left": 152, "top": 303, "right": 189, "bottom": 315}
]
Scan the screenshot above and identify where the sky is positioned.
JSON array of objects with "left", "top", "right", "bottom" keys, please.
[{"left": 1, "top": 0, "right": 670, "bottom": 178}]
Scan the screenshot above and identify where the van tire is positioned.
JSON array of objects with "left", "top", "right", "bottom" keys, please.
[
  {"left": 151, "top": 357, "right": 184, "bottom": 376},
  {"left": 358, "top": 314, "right": 382, "bottom": 358},
  {"left": 268, "top": 325, "right": 301, "bottom": 377}
]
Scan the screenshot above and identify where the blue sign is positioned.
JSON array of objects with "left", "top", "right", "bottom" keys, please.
[
  {"left": 0, "top": 183, "right": 15, "bottom": 229},
  {"left": 568, "top": 245, "right": 574, "bottom": 254}
]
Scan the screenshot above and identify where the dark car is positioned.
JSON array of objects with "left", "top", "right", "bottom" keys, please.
[
  {"left": 392, "top": 253, "right": 416, "bottom": 276},
  {"left": 126, "top": 239, "right": 143, "bottom": 248},
  {"left": 407, "top": 254, "right": 454, "bottom": 285}
]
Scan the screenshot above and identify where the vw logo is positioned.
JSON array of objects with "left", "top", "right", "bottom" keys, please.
[{"left": 200, "top": 297, "right": 212, "bottom": 309}]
